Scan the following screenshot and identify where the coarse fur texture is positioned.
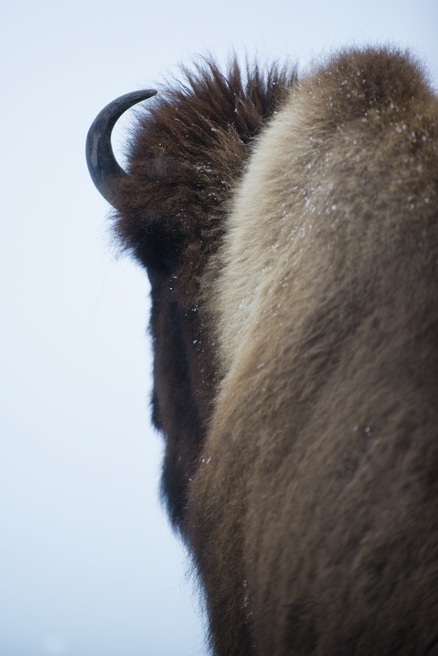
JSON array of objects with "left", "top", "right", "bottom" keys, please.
[{"left": 114, "top": 48, "right": 438, "bottom": 655}]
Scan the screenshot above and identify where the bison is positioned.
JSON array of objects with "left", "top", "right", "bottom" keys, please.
[{"left": 86, "top": 48, "right": 438, "bottom": 655}]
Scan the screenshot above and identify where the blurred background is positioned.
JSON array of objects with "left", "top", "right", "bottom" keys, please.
[{"left": 1, "top": 1, "right": 437, "bottom": 654}]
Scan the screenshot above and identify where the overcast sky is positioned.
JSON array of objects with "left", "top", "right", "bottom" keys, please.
[{"left": 1, "top": 1, "right": 438, "bottom": 655}]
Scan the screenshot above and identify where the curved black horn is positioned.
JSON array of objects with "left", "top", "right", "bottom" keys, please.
[{"left": 86, "top": 89, "right": 157, "bottom": 207}]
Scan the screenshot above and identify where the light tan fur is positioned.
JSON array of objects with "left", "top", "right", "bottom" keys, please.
[{"left": 185, "top": 48, "right": 438, "bottom": 655}]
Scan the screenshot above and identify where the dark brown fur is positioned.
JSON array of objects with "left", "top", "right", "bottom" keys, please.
[
  {"left": 115, "top": 49, "right": 438, "bottom": 654},
  {"left": 115, "top": 58, "right": 297, "bottom": 526}
]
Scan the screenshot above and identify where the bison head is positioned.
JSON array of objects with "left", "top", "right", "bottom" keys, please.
[{"left": 86, "top": 60, "right": 297, "bottom": 528}]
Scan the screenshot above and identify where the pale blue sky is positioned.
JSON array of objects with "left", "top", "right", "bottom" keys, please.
[{"left": 1, "top": 1, "right": 437, "bottom": 654}]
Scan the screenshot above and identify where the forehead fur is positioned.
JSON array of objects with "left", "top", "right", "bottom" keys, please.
[{"left": 113, "top": 58, "right": 297, "bottom": 292}]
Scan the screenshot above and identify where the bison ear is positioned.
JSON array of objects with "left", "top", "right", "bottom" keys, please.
[
  {"left": 114, "top": 151, "right": 219, "bottom": 278},
  {"left": 114, "top": 176, "right": 198, "bottom": 277}
]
